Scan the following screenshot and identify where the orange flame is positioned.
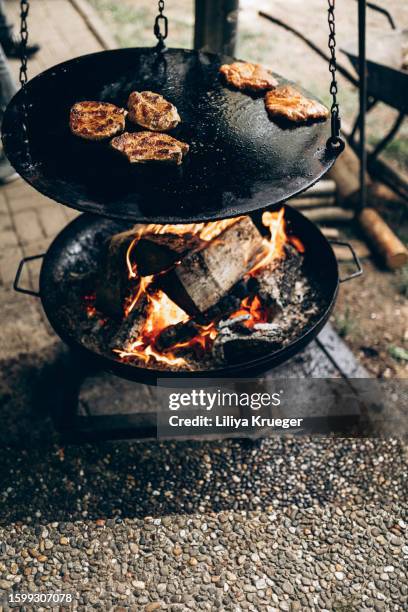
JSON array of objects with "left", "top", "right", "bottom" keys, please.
[
  {"left": 116, "top": 289, "right": 190, "bottom": 366},
  {"left": 124, "top": 218, "right": 241, "bottom": 281},
  {"left": 111, "top": 208, "right": 304, "bottom": 367},
  {"left": 227, "top": 295, "right": 269, "bottom": 329}
]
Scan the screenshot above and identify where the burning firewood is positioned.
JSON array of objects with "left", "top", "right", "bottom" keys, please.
[
  {"left": 154, "top": 320, "right": 202, "bottom": 352},
  {"left": 250, "top": 244, "right": 303, "bottom": 308},
  {"left": 213, "top": 323, "right": 285, "bottom": 364},
  {"left": 88, "top": 207, "right": 317, "bottom": 370},
  {"left": 95, "top": 226, "right": 203, "bottom": 317},
  {"left": 109, "top": 293, "right": 149, "bottom": 352},
  {"left": 132, "top": 232, "right": 203, "bottom": 275},
  {"left": 160, "top": 217, "right": 265, "bottom": 314},
  {"left": 154, "top": 278, "right": 255, "bottom": 351}
]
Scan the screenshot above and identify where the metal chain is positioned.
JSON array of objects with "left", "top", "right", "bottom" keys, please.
[
  {"left": 154, "top": 0, "right": 168, "bottom": 50},
  {"left": 19, "top": 0, "right": 30, "bottom": 88},
  {"left": 19, "top": 0, "right": 31, "bottom": 165},
  {"left": 327, "top": 0, "right": 344, "bottom": 150}
]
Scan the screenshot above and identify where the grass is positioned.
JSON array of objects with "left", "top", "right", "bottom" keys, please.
[
  {"left": 368, "top": 133, "right": 408, "bottom": 173},
  {"left": 334, "top": 307, "right": 355, "bottom": 339},
  {"left": 88, "top": 0, "right": 193, "bottom": 48},
  {"left": 388, "top": 345, "right": 408, "bottom": 362},
  {"left": 396, "top": 265, "right": 408, "bottom": 297}
]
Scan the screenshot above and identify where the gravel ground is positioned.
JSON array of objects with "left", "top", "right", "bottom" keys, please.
[{"left": 0, "top": 437, "right": 407, "bottom": 610}]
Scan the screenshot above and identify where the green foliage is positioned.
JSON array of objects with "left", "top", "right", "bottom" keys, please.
[
  {"left": 335, "top": 307, "right": 355, "bottom": 339},
  {"left": 388, "top": 345, "right": 408, "bottom": 362},
  {"left": 396, "top": 266, "right": 408, "bottom": 297}
]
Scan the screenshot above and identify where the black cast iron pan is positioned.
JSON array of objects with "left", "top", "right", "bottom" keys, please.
[
  {"left": 3, "top": 48, "right": 340, "bottom": 224},
  {"left": 14, "top": 206, "right": 362, "bottom": 384}
]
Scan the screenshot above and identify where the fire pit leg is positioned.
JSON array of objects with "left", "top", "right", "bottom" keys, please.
[{"left": 53, "top": 349, "right": 100, "bottom": 440}]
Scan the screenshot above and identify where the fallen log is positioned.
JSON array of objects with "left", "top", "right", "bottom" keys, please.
[
  {"left": 327, "top": 133, "right": 407, "bottom": 269},
  {"left": 358, "top": 208, "right": 408, "bottom": 269},
  {"left": 328, "top": 143, "right": 370, "bottom": 206},
  {"left": 320, "top": 227, "right": 340, "bottom": 239},
  {"left": 161, "top": 217, "right": 264, "bottom": 314},
  {"left": 290, "top": 195, "right": 336, "bottom": 209},
  {"left": 332, "top": 240, "right": 370, "bottom": 262},
  {"left": 367, "top": 152, "right": 408, "bottom": 204},
  {"left": 301, "top": 207, "right": 354, "bottom": 224},
  {"left": 304, "top": 179, "right": 336, "bottom": 198}
]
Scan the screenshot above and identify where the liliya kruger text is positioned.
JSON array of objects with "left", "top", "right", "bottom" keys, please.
[{"left": 167, "top": 415, "right": 304, "bottom": 429}]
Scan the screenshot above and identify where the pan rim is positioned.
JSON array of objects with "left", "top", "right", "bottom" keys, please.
[
  {"left": 38, "top": 207, "right": 339, "bottom": 381},
  {"left": 2, "top": 47, "right": 339, "bottom": 225}
]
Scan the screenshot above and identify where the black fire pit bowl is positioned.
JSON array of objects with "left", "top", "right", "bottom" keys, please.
[{"left": 14, "top": 206, "right": 362, "bottom": 384}]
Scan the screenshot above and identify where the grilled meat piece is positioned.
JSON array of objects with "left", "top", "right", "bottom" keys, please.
[
  {"left": 127, "top": 91, "right": 181, "bottom": 132},
  {"left": 110, "top": 131, "right": 189, "bottom": 165},
  {"left": 264, "top": 85, "right": 329, "bottom": 123},
  {"left": 219, "top": 61, "right": 278, "bottom": 92},
  {"left": 70, "top": 101, "right": 126, "bottom": 141}
]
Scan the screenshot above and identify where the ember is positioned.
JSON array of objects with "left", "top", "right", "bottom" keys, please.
[
  {"left": 228, "top": 295, "right": 269, "bottom": 329},
  {"left": 87, "top": 208, "right": 310, "bottom": 370}
]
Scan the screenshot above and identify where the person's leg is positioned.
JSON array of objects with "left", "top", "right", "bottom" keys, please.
[
  {"left": 0, "top": 0, "right": 13, "bottom": 43},
  {"left": 0, "top": 43, "right": 18, "bottom": 184},
  {"left": 0, "top": 43, "right": 17, "bottom": 114},
  {"left": 0, "top": 0, "right": 40, "bottom": 59}
]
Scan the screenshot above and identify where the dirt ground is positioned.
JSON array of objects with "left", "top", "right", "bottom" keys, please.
[
  {"left": 90, "top": 0, "right": 408, "bottom": 379},
  {"left": 334, "top": 186, "right": 408, "bottom": 378}
]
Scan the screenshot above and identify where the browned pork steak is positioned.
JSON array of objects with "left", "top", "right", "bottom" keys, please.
[
  {"left": 219, "top": 61, "right": 278, "bottom": 92},
  {"left": 127, "top": 91, "right": 181, "bottom": 132},
  {"left": 264, "top": 85, "right": 329, "bottom": 123},
  {"left": 70, "top": 101, "right": 126, "bottom": 141},
  {"left": 110, "top": 131, "right": 189, "bottom": 165}
]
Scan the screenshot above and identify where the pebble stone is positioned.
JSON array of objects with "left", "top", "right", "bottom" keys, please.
[{"left": 0, "top": 438, "right": 406, "bottom": 609}]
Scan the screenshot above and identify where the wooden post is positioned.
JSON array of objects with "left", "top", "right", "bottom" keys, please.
[{"left": 194, "top": 0, "right": 239, "bottom": 55}]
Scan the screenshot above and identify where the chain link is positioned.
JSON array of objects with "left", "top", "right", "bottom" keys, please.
[
  {"left": 19, "top": 0, "right": 30, "bottom": 88},
  {"left": 327, "top": 0, "right": 343, "bottom": 149},
  {"left": 19, "top": 0, "right": 31, "bottom": 165},
  {"left": 154, "top": 0, "right": 168, "bottom": 50}
]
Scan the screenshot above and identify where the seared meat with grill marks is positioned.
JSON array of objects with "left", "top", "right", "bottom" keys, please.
[
  {"left": 127, "top": 91, "right": 181, "bottom": 132},
  {"left": 219, "top": 61, "right": 278, "bottom": 92},
  {"left": 70, "top": 101, "right": 126, "bottom": 141},
  {"left": 110, "top": 131, "right": 189, "bottom": 165},
  {"left": 264, "top": 85, "right": 329, "bottom": 123}
]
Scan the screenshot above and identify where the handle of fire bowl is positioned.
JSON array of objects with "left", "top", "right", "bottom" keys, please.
[
  {"left": 330, "top": 240, "right": 363, "bottom": 283},
  {"left": 13, "top": 254, "right": 45, "bottom": 297}
]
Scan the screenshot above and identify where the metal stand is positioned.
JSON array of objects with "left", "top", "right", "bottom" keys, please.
[
  {"left": 52, "top": 349, "right": 158, "bottom": 443},
  {"left": 52, "top": 349, "right": 100, "bottom": 440},
  {"left": 357, "top": 0, "right": 367, "bottom": 211}
]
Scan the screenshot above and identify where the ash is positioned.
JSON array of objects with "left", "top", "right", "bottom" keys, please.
[{"left": 62, "top": 244, "right": 325, "bottom": 372}]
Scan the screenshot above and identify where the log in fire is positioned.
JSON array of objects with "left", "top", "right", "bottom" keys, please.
[{"left": 79, "top": 208, "right": 321, "bottom": 371}]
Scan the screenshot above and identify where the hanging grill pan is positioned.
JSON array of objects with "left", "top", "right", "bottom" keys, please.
[{"left": 3, "top": 48, "right": 340, "bottom": 224}]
